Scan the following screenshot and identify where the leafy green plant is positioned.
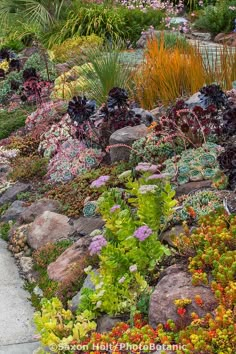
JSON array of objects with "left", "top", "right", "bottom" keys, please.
[
  {"left": 83, "top": 166, "right": 176, "bottom": 315},
  {"left": 34, "top": 298, "right": 96, "bottom": 352},
  {"left": 0, "top": 107, "right": 32, "bottom": 139},
  {"left": 194, "top": 0, "right": 236, "bottom": 34},
  {"left": 0, "top": 222, "right": 10, "bottom": 241},
  {"left": 0, "top": 0, "right": 67, "bottom": 31},
  {"left": 23, "top": 53, "right": 57, "bottom": 81},
  {"left": 50, "top": 34, "right": 103, "bottom": 64}
]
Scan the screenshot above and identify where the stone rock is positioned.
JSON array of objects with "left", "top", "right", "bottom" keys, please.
[
  {"left": 149, "top": 264, "right": 218, "bottom": 327},
  {"left": 132, "top": 108, "right": 154, "bottom": 125},
  {"left": 185, "top": 91, "right": 201, "bottom": 108},
  {"left": 214, "top": 32, "right": 236, "bottom": 46},
  {"left": 27, "top": 211, "right": 72, "bottom": 249},
  {"left": 19, "top": 257, "right": 33, "bottom": 274},
  {"left": 71, "top": 272, "right": 97, "bottom": 312},
  {"left": 170, "top": 17, "right": 188, "bottom": 25},
  {"left": 176, "top": 180, "right": 212, "bottom": 197},
  {"left": 192, "top": 31, "right": 211, "bottom": 41},
  {"left": 19, "top": 199, "right": 60, "bottom": 224},
  {"left": 97, "top": 315, "right": 128, "bottom": 333},
  {"left": 47, "top": 234, "right": 92, "bottom": 282},
  {"left": 70, "top": 217, "right": 104, "bottom": 239},
  {"left": 55, "top": 63, "right": 70, "bottom": 75},
  {"left": 161, "top": 225, "right": 185, "bottom": 247},
  {"left": 0, "top": 200, "right": 28, "bottom": 222},
  {"left": 136, "top": 30, "right": 170, "bottom": 48},
  {"left": 109, "top": 124, "right": 148, "bottom": 162},
  {"left": 20, "top": 46, "right": 38, "bottom": 58},
  {"left": 0, "top": 182, "right": 31, "bottom": 206}
]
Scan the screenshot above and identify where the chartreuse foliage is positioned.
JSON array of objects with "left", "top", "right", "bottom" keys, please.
[
  {"left": 78, "top": 168, "right": 176, "bottom": 315},
  {"left": 34, "top": 167, "right": 177, "bottom": 350}
]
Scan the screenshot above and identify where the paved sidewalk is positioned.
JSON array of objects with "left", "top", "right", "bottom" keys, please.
[{"left": 0, "top": 239, "right": 39, "bottom": 353}]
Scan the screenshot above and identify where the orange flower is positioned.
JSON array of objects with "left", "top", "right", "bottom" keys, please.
[{"left": 187, "top": 206, "right": 196, "bottom": 218}]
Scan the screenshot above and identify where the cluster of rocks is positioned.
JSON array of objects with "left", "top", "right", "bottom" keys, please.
[{"left": 0, "top": 177, "right": 221, "bottom": 332}]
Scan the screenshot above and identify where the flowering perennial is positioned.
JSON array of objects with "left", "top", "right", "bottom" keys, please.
[
  {"left": 88, "top": 235, "right": 107, "bottom": 255},
  {"left": 133, "top": 225, "right": 153, "bottom": 241}
]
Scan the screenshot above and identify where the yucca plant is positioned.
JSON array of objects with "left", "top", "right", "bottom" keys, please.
[{"left": 78, "top": 43, "right": 134, "bottom": 105}]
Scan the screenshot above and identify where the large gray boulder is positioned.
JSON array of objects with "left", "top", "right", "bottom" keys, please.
[
  {"left": 0, "top": 200, "right": 28, "bottom": 222},
  {"left": 109, "top": 124, "right": 148, "bottom": 162}
]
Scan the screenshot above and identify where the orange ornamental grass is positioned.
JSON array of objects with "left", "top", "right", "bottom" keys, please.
[
  {"left": 133, "top": 37, "right": 206, "bottom": 109},
  {"left": 134, "top": 35, "right": 236, "bottom": 109}
]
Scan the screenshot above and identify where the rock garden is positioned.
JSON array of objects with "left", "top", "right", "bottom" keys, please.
[{"left": 0, "top": 1, "right": 235, "bottom": 353}]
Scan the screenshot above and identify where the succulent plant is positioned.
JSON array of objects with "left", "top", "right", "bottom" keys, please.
[
  {"left": 130, "top": 135, "right": 185, "bottom": 165},
  {"left": 46, "top": 139, "right": 104, "bottom": 183},
  {"left": 107, "top": 87, "right": 129, "bottom": 111},
  {"left": 222, "top": 107, "right": 236, "bottom": 137},
  {"left": 38, "top": 117, "right": 77, "bottom": 158},
  {"left": 67, "top": 96, "right": 96, "bottom": 124},
  {"left": 218, "top": 145, "right": 236, "bottom": 190},
  {"left": 22, "top": 68, "right": 38, "bottom": 81},
  {"left": 8, "top": 224, "right": 30, "bottom": 255},
  {"left": 199, "top": 84, "right": 228, "bottom": 109},
  {"left": 83, "top": 201, "right": 98, "bottom": 217},
  {"left": 173, "top": 190, "right": 223, "bottom": 224},
  {"left": 163, "top": 142, "right": 225, "bottom": 186}
]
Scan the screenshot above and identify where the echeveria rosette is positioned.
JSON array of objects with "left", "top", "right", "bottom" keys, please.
[{"left": 46, "top": 139, "right": 104, "bottom": 183}]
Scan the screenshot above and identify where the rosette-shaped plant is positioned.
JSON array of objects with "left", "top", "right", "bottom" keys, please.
[
  {"left": 199, "top": 84, "right": 228, "bottom": 109},
  {"left": 218, "top": 145, "right": 236, "bottom": 190},
  {"left": 173, "top": 190, "right": 223, "bottom": 224},
  {"left": 107, "top": 87, "right": 129, "bottom": 111},
  {"left": 46, "top": 139, "right": 104, "bottom": 183},
  {"left": 163, "top": 143, "right": 224, "bottom": 186},
  {"left": 67, "top": 96, "right": 96, "bottom": 124},
  {"left": 83, "top": 201, "right": 98, "bottom": 217},
  {"left": 222, "top": 107, "right": 236, "bottom": 137},
  {"left": 38, "top": 117, "right": 77, "bottom": 158}
]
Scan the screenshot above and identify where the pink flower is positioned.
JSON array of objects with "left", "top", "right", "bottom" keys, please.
[
  {"left": 129, "top": 264, "right": 137, "bottom": 272},
  {"left": 90, "top": 175, "right": 110, "bottom": 188},
  {"left": 134, "top": 225, "right": 153, "bottom": 241},
  {"left": 88, "top": 235, "right": 107, "bottom": 255}
]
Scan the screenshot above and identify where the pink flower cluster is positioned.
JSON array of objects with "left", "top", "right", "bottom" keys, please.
[
  {"left": 89, "top": 235, "right": 107, "bottom": 255},
  {"left": 133, "top": 225, "right": 153, "bottom": 241},
  {"left": 90, "top": 175, "right": 110, "bottom": 188}
]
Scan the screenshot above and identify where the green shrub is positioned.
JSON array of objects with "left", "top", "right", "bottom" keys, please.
[
  {"left": 43, "top": 4, "right": 164, "bottom": 48},
  {"left": 0, "top": 38, "right": 25, "bottom": 52},
  {"left": 23, "top": 53, "right": 57, "bottom": 81},
  {"left": 194, "top": 0, "right": 236, "bottom": 34},
  {"left": 50, "top": 34, "right": 103, "bottom": 64},
  {"left": 9, "top": 155, "right": 48, "bottom": 182},
  {"left": 0, "top": 222, "right": 10, "bottom": 241},
  {"left": 0, "top": 107, "right": 32, "bottom": 139}
]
